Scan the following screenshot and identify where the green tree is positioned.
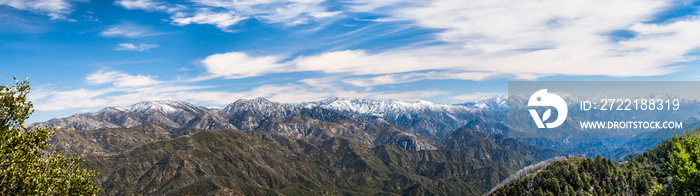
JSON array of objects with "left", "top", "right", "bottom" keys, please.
[
  {"left": 671, "top": 130, "right": 700, "bottom": 196},
  {"left": 650, "top": 183, "right": 670, "bottom": 196},
  {"left": 0, "top": 76, "right": 100, "bottom": 195},
  {"left": 535, "top": 188, "right": 544, "bottom": 196}
]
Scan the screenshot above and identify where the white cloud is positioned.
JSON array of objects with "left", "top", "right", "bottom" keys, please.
[
  {"left": 117, "top": 0, "right": 339, "bottom": 31},
  {"left": 191, "top": 0, "right": 339, "bottom": 24},
  {"left": 86, "top": 70, "right": 162, "bottom": 88},
  {"left": 31, "top": 88, "right": 115, "bottom": 111},
  {"left": 32, "top": 69, "right": 449, "bottom": 112},
  {"left": 31, "top": 81, "right": 446, "bottom": 111},
  {"left": 31, "top": 85, "right": 213, "bottom": 111},
  {"left": 115, "top": 43, "right": 159, "bottom": 51},
  {"left": 107, "top": 0, "right": 700, "bottom": 81},
  {"left": 299, "top": 76, "right": 341, "bottom": 88},
  {"left": 164, "top": 83, "right": 445, "bottom": 104},
  {"left": 329, "top": 0, "right": 695, "bottom": 79},
  {"left": 200, "top": 51, "right": 289, "bottom": 79},
  {"left": 110, "top": 0, "right": 700, "bottom": 82},
  {"left": 450, "top": 92, "right": 502, "bottom": 102},
  {"left": 100, "top": 22, "right": 161, "bottom": 38},
  {"left": 342, "top": 71, "right": 498, "bottom": 87},
  {"left": 171, "top": 9, "right": 248, "bottom": 31},
  {"left": 0, "top": 0, "right": 81, "bottom": 20},
  {"left": 116, "top": 0, "right": 167, "bottom": 11}
]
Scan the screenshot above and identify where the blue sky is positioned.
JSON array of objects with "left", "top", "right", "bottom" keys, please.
[{"left": 1, "top": 0, "right": 700, "bottom": 123}]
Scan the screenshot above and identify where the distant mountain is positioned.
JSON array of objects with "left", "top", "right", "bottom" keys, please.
[
  {"left": 37, "top": 95, "right": 700, "bottom": 195},
  {"left": 40, "top": 97, "right": 565, "bottom": 195},
  {"left": 300, "top": 97, "right": 507, "bottom": 137},
  {"left": 457, "top": 95, "right": 508, "bottom": 112},
  {"left": 41, "top": 98, "right": 443, "bottom": 151},
  {"left": 439, "top": 128, "right": 561, "bottom": 161},
  {"left": 34, "top": 100, "right": 233, "bottom": 131},
  {"left": 36, "top": 97, "right": 507, "bottom": 139},
  {"left": 37, "top": 95, "right": 698, "bottom": 160},
  {"left": 50, "top": 127, "right": 545, "bottom": 195},
  {"left": 50, "top": 123, "right": 200, "bottom": 156}
]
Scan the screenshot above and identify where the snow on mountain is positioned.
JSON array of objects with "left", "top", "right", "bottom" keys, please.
[
  {"left": 35, "top": 98, "right": 441, "bottom": 151},
  {"left": 223, "top": 97, "right": 298, "bottom": 117},
  {"left": 299, "top": 97, "right": 477, "bottom": 117},
  {"left": 110, "top": 100, "right": 207, "bottom": 114},
  {"left": 33, "top": 96, "right": 509, "bottom": 138},
  {"left": 33, "top": 100, "right": 229, "bottom": 131},
  {"left": 462, "top": 95, "right": 508, "bottom": 112},
  {"left": 300, "top": 97, "right": 505, "bottom": 137}
]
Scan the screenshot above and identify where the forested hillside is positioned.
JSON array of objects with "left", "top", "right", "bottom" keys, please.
[
  {"left": 490, "top": 129, "right": 700, "bottom": 195},
  {"left": 75, "top": 128, "right": 526, "bottom": 195}
]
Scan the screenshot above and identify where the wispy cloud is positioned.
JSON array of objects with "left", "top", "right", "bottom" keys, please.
[
  {"left": 116, "top": 0, "right": 340, "bottom": 31},
  {"left": 199, "top": 51, "right": 289, "bottom": 79},
  {"left": 189, "top": 0, "right": 340, "bottom": 25},
  {"left": 100, "top": 22, "right": 161, "bottom": 38},
  {"left": 23, "top": 0, "right": 700, "bottom": 120},
  {"left": 115, "top": 0, "right": 169, "bottom": 11},
  {"left": 86, "top": 70, "right": 161, "bottom": 88},
  {"left": 106, "top": 0, "right": 700, "bottom": 83},
  {"left": 181, "top": 0, "right": 700, "bottom": 84},
  {"left": 170, "top": 9, "right": 247, "bottom": 31},
  {"left": 342, "top": 71, "right": 498, "bottom": 87},
  {"left": 330, "top": 0, "right": 689, "bottom": 79},
  {"left": 115, "top": 43, "right": 159, "bottom": 51},
  {"left": 0, "top": 0, "right": 82, "bottom": 20},
  {"left": 31, "top": 68, "right": 449, "bottom": 112}
]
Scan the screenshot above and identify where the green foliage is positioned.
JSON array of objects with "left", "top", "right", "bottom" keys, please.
[
  {"left": 0, "top": 75, "right": 100, "bottom": 195},
  {"left": 491, "top": 133, "right": 676, "bottom": 195},
  {"left": 491, "top": 127, "right": 700, "bottom": 196},
  {"left": 671, "top": 129, "right": 700, "bottom": 196}
]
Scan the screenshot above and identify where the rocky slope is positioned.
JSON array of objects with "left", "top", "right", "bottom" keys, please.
[
  {"left": 68, "top": 128, "right": 535, "bottom": 195},
  {"left": 38, "top": 97, "right": 563, "bottom": 195}
]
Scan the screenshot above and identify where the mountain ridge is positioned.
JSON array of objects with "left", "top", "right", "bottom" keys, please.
[
  {"left": 34, "top": 97, "right": 507, "bottom": 138},
  {"left": 53, "top": 125, "right": 542, "bottom": 195}
]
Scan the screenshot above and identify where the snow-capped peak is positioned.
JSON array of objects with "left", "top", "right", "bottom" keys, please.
[
  {"left": 110, "top": 100, "right": 197, "bottom": 114},
  {"left": 457, "top": 96, "right": 508, "bottom": 112},
  {"left": 300, "top": 97, "right": 474, "bottom": 117},
  {"left": 223, "top": 97, "right": 295, "bottom": 117}
]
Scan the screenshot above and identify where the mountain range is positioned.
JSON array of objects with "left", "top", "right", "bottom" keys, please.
[
  {"left": 37, "top": 96, "right": 700, "bottom": 195},
  {"left": 69, "top": 126, "right": 527, "bottom": 195},
  {"left": 38, "top": 95, "right": 699, "bottom": 157},
  {"left": 37, "top": 97, "right": 565, "bottom": 195},
  {"left": 35, "top": 97, "right": 507, "bottom": 138},
  {"left": 50, "top": 123, "right": 559, "bottom": 194}
]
